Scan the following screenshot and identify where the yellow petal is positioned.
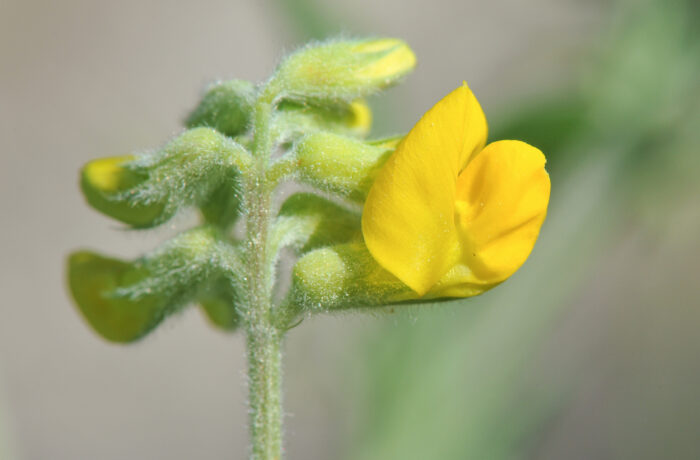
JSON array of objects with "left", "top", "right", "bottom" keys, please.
[
  {"left": 362, "top": 84, "right": 488, "bottom": 295},
  {"left": 348, "top": 100, "right": 372, "bottom": 134},
  {"left": 425, "top": 263, "right": 499, "bottom": 299},
  {"left": 83, "top": 155, "right": 138, "bottom": 192},
  {"left": 352, "top": 38, "right": 417, "bottom": 82},
  {"left": 454, "top": 140, "right": 550, "bottom": 284}
]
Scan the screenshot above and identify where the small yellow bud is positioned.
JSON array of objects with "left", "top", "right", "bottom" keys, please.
[
  {"left": 347, "top": 100, "right": 372, "bottom": 134},
  {"left": 274, "top": 99, "right": 372, "bottom": 141},
  {"left": 80, "top": 155, "right": 168, "bottom": 228},
  {"left": 351, "top": 38, "right": 417, "bottom": 82},
  {"left": 270, "top": 38, "right": 416, "bottom": 102}
]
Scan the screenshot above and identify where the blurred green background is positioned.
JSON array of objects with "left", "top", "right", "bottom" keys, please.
[{"left": 1, "top": 0, "right": 698, "bottom": 459}]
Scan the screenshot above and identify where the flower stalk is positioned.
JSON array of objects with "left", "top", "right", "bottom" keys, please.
[{"left": 242, "top": 93, "right": 283, "bottom": 459}]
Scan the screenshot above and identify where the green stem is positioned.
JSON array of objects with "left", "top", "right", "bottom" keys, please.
[{"left": 243, "top": 95, "right": 283, "bottom": 460}]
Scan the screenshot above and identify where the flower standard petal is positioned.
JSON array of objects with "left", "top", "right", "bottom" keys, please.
[
  {"left": 454, "top": 140, "right": 550, "bottom": 284},
  {"left": 362, "top": 84, "right": 488, "bottom": 295}
]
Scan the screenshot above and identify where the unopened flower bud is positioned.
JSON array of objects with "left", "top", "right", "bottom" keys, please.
[
  {"left": 80, "top": 155, "right": 169, "bottom": 228},
  {"left": 269, "top": 38, "right": 416, "bottom": 102},
  {"left": 295, "top": 132, "right": 394, "bottom": 202},
  {"left": 291, "top": 242, "right": 411, "bottom": 312},
  {"left": 274, "top": 99, "right": 372, "bottom": 142},
  {"left": 185, "top": 79, "right": 255, "bottom": 137}
]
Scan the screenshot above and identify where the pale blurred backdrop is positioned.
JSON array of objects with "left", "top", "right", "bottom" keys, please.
[{"left": 1, "top": 0, "right": 699, "bottom": 459}]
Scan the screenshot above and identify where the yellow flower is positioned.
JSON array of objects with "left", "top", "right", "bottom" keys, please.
[{"left": 362, "top": 83, "right": 551, "bottom": 298}]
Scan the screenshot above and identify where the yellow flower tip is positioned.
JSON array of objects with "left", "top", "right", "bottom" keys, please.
[
  {"left": 349, "top": 100, "right": 372, "bottom": 133},
  {"left": 355, "top": 39, "right": 416, "bottom": 81},
  {"left": 82, "top": 155, "right": 137, "bottom": 193},
  {"left": 80, "top": 154, "right": 166, "bottom": 227},
  {"left": 362, "top": 85, "right": 549, "bottom": 299},
  {"left": 353, "top": 38, "right": 404, "bottom": 54}
]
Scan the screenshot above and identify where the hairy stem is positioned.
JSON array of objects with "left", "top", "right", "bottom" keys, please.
[{"left": 243, "top": 95, "right": 283, "bottom": 460}]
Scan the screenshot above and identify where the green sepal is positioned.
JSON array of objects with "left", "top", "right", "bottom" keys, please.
[
  {"left": 271, "top": 193, "right": 361, "bottom": 255},
  {"left": 185, "top": 80, "right": 256, "bottom": 137},
  {"left": 290, "top": 241, "right": 411, "bottom": 313},
  {"left": 80, "top": 128, "right": 251, "bottom": 228},
  {"left": 273, "top": 99, "right": 372, "bottom": 143},
  {"left": 67, "top": 227, "right": 242, "bottom": 342},
  {"left": 295, "top": 132, "right": 394, "bottom": 202},
  {"left": 268, "top": 38, "right": 416, "bottom": 103}
]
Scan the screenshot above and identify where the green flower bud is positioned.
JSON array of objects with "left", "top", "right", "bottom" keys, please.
[
  {"left": 67, "top": 227, "right": 242, "bottom": 342},
  {"left": 185, "top": 79, "right": 255, "bottom": 137},
  {"left": 67, "top": 251, "right": 168, "bottom": 343},
  {"left": 269, "top": 38, "right": 416, "bottom": 103},
  {"left": 290, "top": 242, "right": 411, "bottom": 312},
  {"left": 80, "top": 128, "right": 250, "bottom": 228},
  {"left": 295, "top": 132, "right": 394, "bottom": 202},
  {"left": 80, "top": 155, "right": 169, "bottom": 228},
  {"left": 272, "top": 193, "right": 360, "bottom": 254},
  {"left": 274, "top": 99, "right": 372, "bottom": 142}
]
